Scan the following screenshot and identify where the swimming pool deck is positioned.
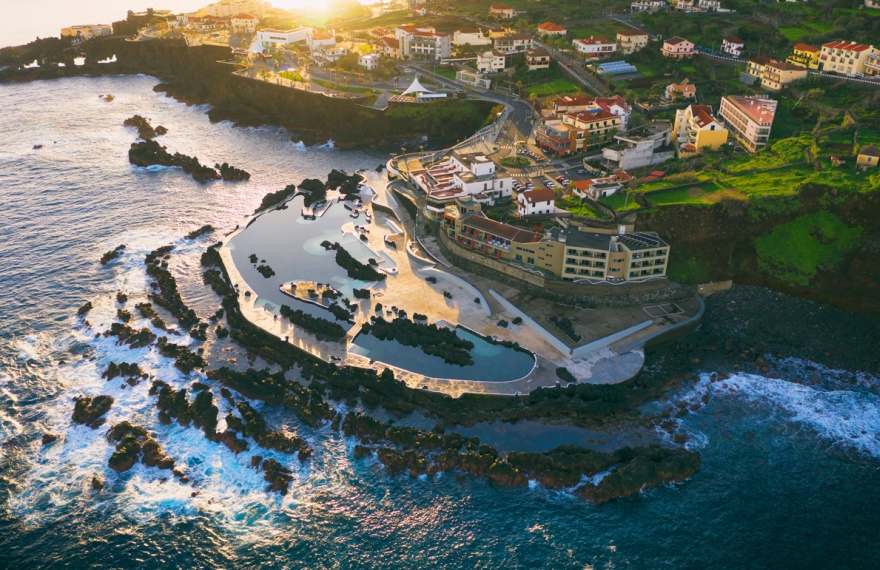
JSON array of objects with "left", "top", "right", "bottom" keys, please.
[{"left": 216, "top": 183, "right": 680, "bottom": 397}]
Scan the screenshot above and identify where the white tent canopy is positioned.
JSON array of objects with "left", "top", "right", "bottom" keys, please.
[
  {"left": 402, "top": 75, "right": 433, "bottom": 96},
  {"left": 249, "top": 38, "right": 264, "bottom": 54}
]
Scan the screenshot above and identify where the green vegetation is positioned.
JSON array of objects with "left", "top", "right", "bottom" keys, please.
[
  {"left": 599, "top": 192, "right": 640, "bottom": 212},
  {"left": 313, "top": 79, "right": 377, "bottom": 95},
  {"left": 361, "top": 317, "right": 475, "bottom": 366},
  {"left": 500, "top": 156, "right": 530, "bottom": 168},
  {"left": 666, "top": 255, "right": 711, "bottom": 284},
  {"left": 524, "top": 77, "right": 581, "bottom": 96},
  {"left": 568, "top": 22, "right": 625, "bottom": 40},
  {"left": 645, "top": 182, "right": 726, "bottom": 207},
  {"left": 555, "top": 196, "right": 607, "bottom": 219},
  {"left": 755, "top": 212, "right": 863, "bottom": 286},
  {"left": 432, "top": 67, "right": 459, "bottom": 80},
  {"left": 278, "top": 70, "right": 304, "bottom": 82}
]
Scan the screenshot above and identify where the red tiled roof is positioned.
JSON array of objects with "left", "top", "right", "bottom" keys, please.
[
  {"left": 765, "top": 60, "right": 807, "bottom": 71},
  {"left": 568, "top": 109, "right": 618, "bottom": 123},
  {"left": 521, "top": 188, "right": 556, "bottom": 204},
  {"left": 376, "top": 37, "right": 400, "bottom": 49},
  {"left": 748, "top": 55, "right": 773, "bottom": 65},
  {"left": 596, "top": 95, "right": 631, "bottom": 110},
  {"left": 793, "top": 43, "right": 819, "bottom": 53},
  {"left": 463, "top": 214, "right": 543, "bottom": 242},
  {"left": 822, "top": 41, "right": 871, "bottom": 52},
  {"left": 490, "top": 3, "right": 513, "bottom": 10},
  {"left": 457, "top": 28, "right": 482, "bottom": 34},
  {"left": 665, "top": 36, "right": 689, "bottom": 45},
  {"left": 312, "top": 33, "right": 333, "bottom": 40},
  {"left": 617, "top": 29, "right": 647, "bottom": 37},
  {"left": 538, "top": 22, "right": 566, "bottom": 32},
  {"left": 553, "top": 95, "right": 594, "bottom": 108},
  {"left": 233, "top": 13, "right": 257, "bottom": 20},
  {"left": 724, "top": 96, "right": 776, "bottom": 125},
  {"left": 723, "top": 36, "right": 744, "bottom": 45}
]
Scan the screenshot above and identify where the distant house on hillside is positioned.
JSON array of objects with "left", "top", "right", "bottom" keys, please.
[
  {"left": 857, "top": 145, "right": 880, "bottom": 170},
  {"left": 616, "top": 29, "right": 649, "bottom": 54},
  {"left": 573, "top": 36, "right": 616, "bottom": 58},
  {"left": 453, "top": 28, "right": 491, "bottom": 47},
  {"left": 489, "top": 3, "right": 517, "bottom": 19},
  {"left": 661, "top": 36, "right": 694, "bottom": 58},
  {"left": 721, "top": 36, "right": 745, "bottom": 57},
  {"left": 537, "top": 22, "right": 567, "bottom": 36}
]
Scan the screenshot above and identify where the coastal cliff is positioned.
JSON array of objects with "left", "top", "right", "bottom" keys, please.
[
  {"left": 0, "top": 38, "right": 496, "bottom": 148},
  {"left": 638, "top": 185, "right": 880, "bottom": 313}
]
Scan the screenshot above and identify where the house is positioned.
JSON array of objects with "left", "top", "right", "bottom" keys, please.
[
  {"left": 478, "top": 49, "right": 507, "bottom": 73},
  {"left": 413, "top": 7, "right": 427, "bottom": 16},
  {"left": 358, "top": 53, "right": 380, "bottom": 71},
  {"left": 866, "top": 52, "right": 880, "bottom": 76},
  {"left": 616, "top": 29, "right": 649, "bottom": 54},
  {"left": 256, "top": 28, "right": 309, "bottom": 48},
  {"left": 746, "top": 55, "right": 772, "bottom": 78},
  {"left": 231, "top": 13, "right": 259, "bottom": 33},
  {"left": 517, "top": 188, "right": 557, "bottom": 217},
  {"left": 487, "top": 27, "right": 513, "bottom": 39},
  {"left": 374, "top": 37, "right": 401, "bottom": 59},
  {"left": 417, "top": 151, "right": 514, "bottom": 219},
  {"left": 857, "top": 145, "right": 880, "bottom": 170},
  {"left": 396, "top": 25, "right": 451, "bottom": 60},
  {"left": 819, "top": 41, "right": 876, "bottom": 75},
  {"left": 673, "top": 104, "right": 728, "bottom": 156},
  {"left": 662, "top": 37, "right": 694, "bottom": 58},
  {"left": 761, "top": 60, "right": 808, "bottom": 91},
  {"left": 787, "top": 43, "right": 821, "bottom": 70},
  {"left": 718, "top": 95, "right": 777, "bottom": 153},
  {"left": 601, "top": 122, "right": 674, "bottom": 170},
  {"left": 489, "top": 4, "right": 517, "bottom": 19},
  {"left": 185, "top": 17, "right": 220, "bottom": 32},
  {"left": 673, "top": 0, "right": 721, "bottom": 10},
  {"left": 721, "top": 36, "right": 745, "bottom": 57},
  {"left": 525, "top": 48, "right": 551, "bottom": 70},
  {"left": 312, "top": 45, "right": 347, "bottom": 66},
  {"left": 665, "top": 82, "right": 696, "bottom": 101},
  {"left": 867, "top": 0, "right": 879, "bottom": 9},
  {"left": 441, "top": 201, "right": 670, "bottom": 282},
  {"left": 572, "top": 172, "right": 633, "bottom": 200},
  {"left": 630, "top": 1, "right": 667, "bottom": 12},
  {"left": 61, "top": 24, "right": 112, "bottom": 42},
  {"left": 453, "top": 28, "right": 491, "bottom": 47},
  {"left": 494, "top": 33, "right": 534, "bottom": 53},
  {"left": 573, "top": 36, "right": 616, "bottom": 58},
  {"left": 549, "top": 95, "right": 632, "bottom": 131},
  {"left": 536, "top": 110, "right": 622, "bottom": 156},
  {"left": 537, "top": 22, "right": 567, "bottom": 37},
  {"left": 308, "top": 31, "right": 337, "bottom": 51},
  {"left": 456, "top": 70, "right": 492, "bottom": 89}
]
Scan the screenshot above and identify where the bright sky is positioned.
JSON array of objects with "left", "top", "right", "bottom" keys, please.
[{"left": 0, "top": 0, "right": 387, "bottom": 49}]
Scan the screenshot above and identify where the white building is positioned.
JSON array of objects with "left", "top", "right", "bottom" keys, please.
[
  {"left": 231, "top": 13, "right": 259, "bottom": 33},
  {"left": 257, "top": 28, "right": 310, "bottom": 48},
  {"left": 453, "top": 28, "right": 491, "bottom": 47},
  {"left": 358, "top": 53, "right": 381, "bottom": 71},
  {"left": 601, "top": 122, "right": 674, "bottom": 171},
  {"left": 722, "top": 36, "right": 745, "bottom": 57},
  {"left": 418, "top": 151, "right": 513, "bottom": 217},
  {"left": 493, "top": 33, "right": 534, "bottom": 53},
  {"left": 61, "top": 24, "right": 112, "bottom": 42},
  {"left": 478, "top": 49, "right": 507, "bottom": 73},
  {"left": 630, "top": 0, "right": 667, "bottom": 12},
  {"left": 396, "top": 25, "right": 451, "bottom": 60},
  {"left": 517, "top": 188, "right": 557, "bottom": 217},
  {"left": 456, "top": 70, "right": 492, "bottom": 89},
  {"left": 307, "top": 31, "right": 337, "bottom": 51},
  {"left": 573, "top": 36, "right": 616, "bottom": 58}
]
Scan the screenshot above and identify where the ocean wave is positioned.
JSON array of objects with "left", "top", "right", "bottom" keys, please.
[{"left": 664, "top": 372, "right": 880, "bottom": 459}]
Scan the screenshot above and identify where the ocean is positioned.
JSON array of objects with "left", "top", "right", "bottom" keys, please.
[{"left": 1, "top": 74, "right": 880, "bottom": 569}]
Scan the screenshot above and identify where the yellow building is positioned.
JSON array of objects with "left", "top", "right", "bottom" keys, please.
[
  {"left": 857, "top": 145, "right": 880, "bottom": 170},
  {"left": 761, "top": 60, "right": 808, "bottom": 91},
  {"left": 673, "top": 104, "right": 728, "bottom": 157},
  {"left": 787, "top": 43, "right": 820, "bottom": 70},
  {"left": 746, "top": 55, "right": 772, "bottom": 78},
  {"left": 820, "top": 40, "right": 876, "bottom": 75},
  {"left": 441, "top": 200, "right": 669, "bottom": 282}
]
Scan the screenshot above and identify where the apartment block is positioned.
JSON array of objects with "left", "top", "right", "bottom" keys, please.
[
  {"left": 718, "top": 95, "right": 777, "bottom": 153},
  {"left": 616, "top": 29, "right": 649, "bottom": 54},
  {"left": 787, "top": 43, "right": 820, "bottom": 70},
  {"left": 761, "top": 60, "right": 808, "bottom": 90},
  {"left": 494, "top": 33, "right": 534, "bottom": 53},
  {"left": 673, "top": 104, "right": 728, "bottom": 156},
  {"left": 478, "top": 49, "right": 507, "bottom": 73},
  {"left": 601, "top": 122, "right": 674, "bottom": 171},
  {"left": 820, "top": 41, "right": 877, "bottom": 75},
  {"left": 537, "top": 110, "right": 622, "bottom": 156}
]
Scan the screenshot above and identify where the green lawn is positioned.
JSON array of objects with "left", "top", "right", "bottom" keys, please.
[
  {"left": 555, "top": 197, "right": 607, "bottom": 219},
  {"left": 723, "top": 164, "right": 816, "bottom": 196},
  {"left": 279, "top": 70, "right": 304, "bottom": 82},
  {"left": 568, "top": 22, "right": 626, "bottom": 40},
  {"left": 756, "top": 212, "right": 864, "bottom": 286},
  {"left": 524, "top": 77, "right": 581, "bottom": 96},
  {"left": 432, "top": 67, "right": 459, "bottom": 80},
  {"left": 599, "top": 191, "right": 640, "bottom": 212},
  {"left": 645, "top": 181, "right": 725, "bottom": 207},
  {"left": 313, "top": 80, "right": 378, "bottom": 95}
]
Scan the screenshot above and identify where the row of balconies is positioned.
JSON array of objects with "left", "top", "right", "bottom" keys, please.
[
  {"left": 566, "top": 259, "right": 606, "bottom": 268},
  {"left": 566, "top": 249, "right": 607, "bottom": 258}
]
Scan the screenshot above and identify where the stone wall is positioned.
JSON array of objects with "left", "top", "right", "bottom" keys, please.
[{"left": 438, "top": 230, "right": 694, "bottom": 307}]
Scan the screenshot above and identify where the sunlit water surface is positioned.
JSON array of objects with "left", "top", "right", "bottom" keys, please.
[{"left": 0, "top": 76, "right": 879, "bottom": 568}]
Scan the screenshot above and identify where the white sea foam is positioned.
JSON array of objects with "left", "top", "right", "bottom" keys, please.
[{"left": 666, "top": 371, "right": 880, "bottom": 459}]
